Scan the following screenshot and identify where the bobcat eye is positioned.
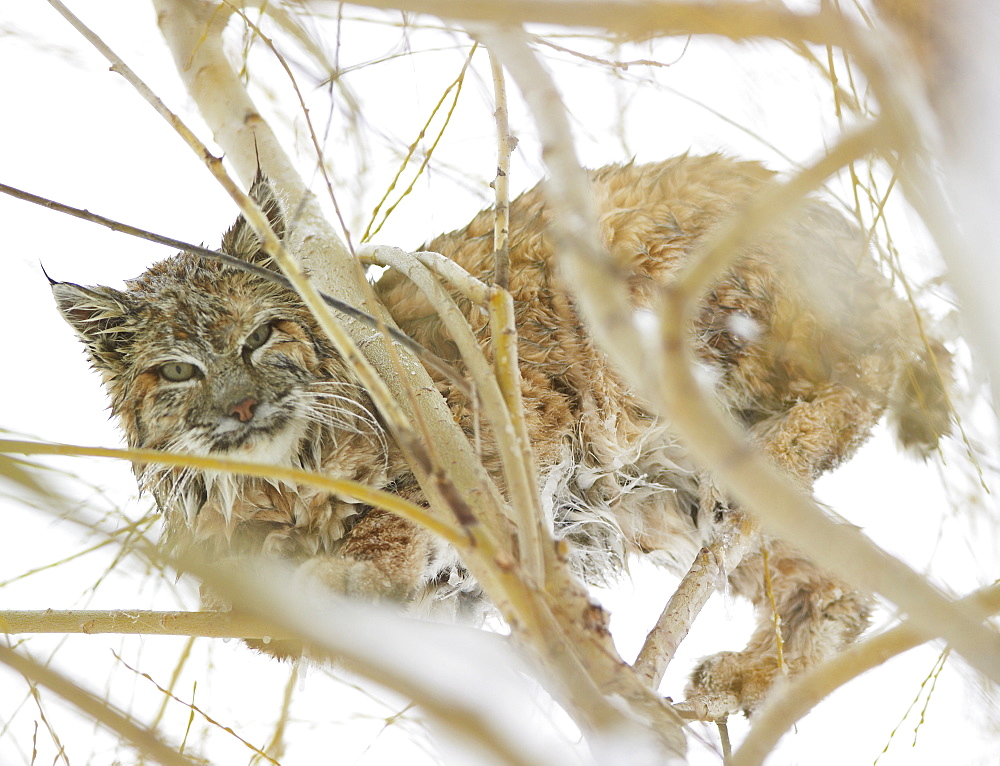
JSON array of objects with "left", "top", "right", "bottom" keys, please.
[
  {"left": 244, "top": 322, "right": 272, "bottom": 352},
  {"left": 159, "top": 362, "right": 198, "bottom": 382}
]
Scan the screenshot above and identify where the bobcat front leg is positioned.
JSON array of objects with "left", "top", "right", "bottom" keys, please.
[
  {"left": 300, "top": 508, "right": 439, "bottom": 602},
  {"left": 237, "top": 510, "right": 439, "bottom": 660}
]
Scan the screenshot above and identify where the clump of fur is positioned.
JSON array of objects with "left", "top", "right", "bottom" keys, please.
[{"left": 890, "top": 338, "right": 952, "bottom": 455}]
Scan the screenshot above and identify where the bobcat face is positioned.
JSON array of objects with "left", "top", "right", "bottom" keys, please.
[
  {"left": 119, "top": 298, "right": 318, "bottom": 460},
  {"left": 52, "top": 256, "right": 326, "bottom": 458},
  {"left": 51, "top": 176, "right": 384, "bottom": 497}
]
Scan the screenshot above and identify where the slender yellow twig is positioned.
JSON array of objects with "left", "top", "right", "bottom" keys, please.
[
  {"left": 261, "top": 662, "right": 298, "bottom": 763},
  {"left": 872, "top": 647, "right": 949, "bottom": 764},
  {"left": 0, "top": 517, "right": 154, "bottom": 589},
  {"left": 362, "top": 42, "right": 479, "bottom": 242},
  {"left": 0, "top": 440, "right": 466, "bottom": 547},
  {"left": 114, "top": 652, "right": 281, "bottom": 765},
  {"left": 151, "top": 637, "right": 196, "bottom": 732},
  {"left": 761, "top": 546, "right": 786, "bottom": 676}
]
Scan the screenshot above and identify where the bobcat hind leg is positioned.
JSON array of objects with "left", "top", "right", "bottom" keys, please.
[
  {"left": 685, "top": 539, "right": 872, "bottom": 715},
  {"left": 684, "top": 384, "right": 882, "bottom": 714}
]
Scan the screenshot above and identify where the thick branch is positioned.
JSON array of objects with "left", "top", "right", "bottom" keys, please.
[
  {"left": 332, "top": 0, "right": 857, "bottom": 48},
  {"left": 633, "top": 512, "right": 757, "bottom": 688}
]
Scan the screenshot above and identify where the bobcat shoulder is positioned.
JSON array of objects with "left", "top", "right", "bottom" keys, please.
[{"left": 53, "top": 154, "right": 949, "bottom": 715}]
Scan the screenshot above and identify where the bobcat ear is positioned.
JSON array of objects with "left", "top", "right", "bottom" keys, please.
[
  {"left": 220, "top": 171, "right": 287, "bottom": 268},
  {"left": 51, "top": 280, "right": 136, "bottom": 373}
]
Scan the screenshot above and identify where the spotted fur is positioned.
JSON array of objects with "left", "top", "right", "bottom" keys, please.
[{"left": 53, "top": 156, "right": 949, "bottom": 713}]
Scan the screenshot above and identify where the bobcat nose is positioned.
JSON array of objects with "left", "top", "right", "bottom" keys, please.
[{"left": 227, "top": 397, "right": 259, "bottom": 423}]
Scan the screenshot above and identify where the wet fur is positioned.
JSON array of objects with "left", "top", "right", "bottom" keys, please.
[{"left": 53, "top": 155, "right": 948, "bottom": 714}]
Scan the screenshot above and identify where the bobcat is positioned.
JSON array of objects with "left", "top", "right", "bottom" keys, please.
[{"left": 52, "top": 155, "right": 948, "bottom": 715}]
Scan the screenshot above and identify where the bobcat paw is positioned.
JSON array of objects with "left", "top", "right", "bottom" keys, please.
[
  {"left": 296, "top": 556, "right": 415, "bottom": 602},
  {"left": 685, "top": 651, "right": 784, "bottom": 717}
]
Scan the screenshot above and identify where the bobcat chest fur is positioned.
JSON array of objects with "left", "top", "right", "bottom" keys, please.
[{"left": 53, "top": 154, "right": 948, "bottom": 714}]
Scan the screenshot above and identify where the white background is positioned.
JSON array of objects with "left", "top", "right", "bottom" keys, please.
[{"left": 1, "top": 3, "right": 998, "bottom": 764}]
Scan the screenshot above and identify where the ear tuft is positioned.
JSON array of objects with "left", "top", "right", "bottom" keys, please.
[
  {"left": 51, "top": 281, "right": 135, "bottom": 373},
  {"left": 220, "top": 172, "right": 287, "bottom": 268}
]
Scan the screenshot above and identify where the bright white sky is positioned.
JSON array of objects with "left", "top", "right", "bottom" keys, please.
[{"left": 1, "top": 3, "right": 997, "bottom": 765}]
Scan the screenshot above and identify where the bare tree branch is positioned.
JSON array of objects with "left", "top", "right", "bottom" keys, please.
[
  {"left": 633, "top": 512, "right": 757, "bottom": 689},
  {"left": 488, "top": 49, "right": 513, "bottom": 290},
  {"left": 0, "top": 610, "right": 280, "bottom": 639}
]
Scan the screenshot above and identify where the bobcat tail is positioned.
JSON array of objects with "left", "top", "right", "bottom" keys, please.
[{"left": 888, "top": 338, "right": 953, "bottom": 457}]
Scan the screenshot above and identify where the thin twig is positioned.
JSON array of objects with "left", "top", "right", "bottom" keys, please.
[
  {"left": 0, "top": 644, "right": 200, "bottom": 766},
  {"left": 633, "top": 512, "right": 757, "bottom": 688},
  {"left": 761, "top": 546, "right": 786, "bottom": 676},
  {"left": 114, "top": 652, "right": 281, "bottom": 765},
  {"left": 0, "top": 439, "right": 467, "bottom": 547},
  {"left": 262, "top": 662, "right": 298, "bottom": 763},
  {"left": 363, "top": 42, "right": 478, "bottom": 242},
  {"left": 487, "top": 48, "right": 513, "bottom": 289}
]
